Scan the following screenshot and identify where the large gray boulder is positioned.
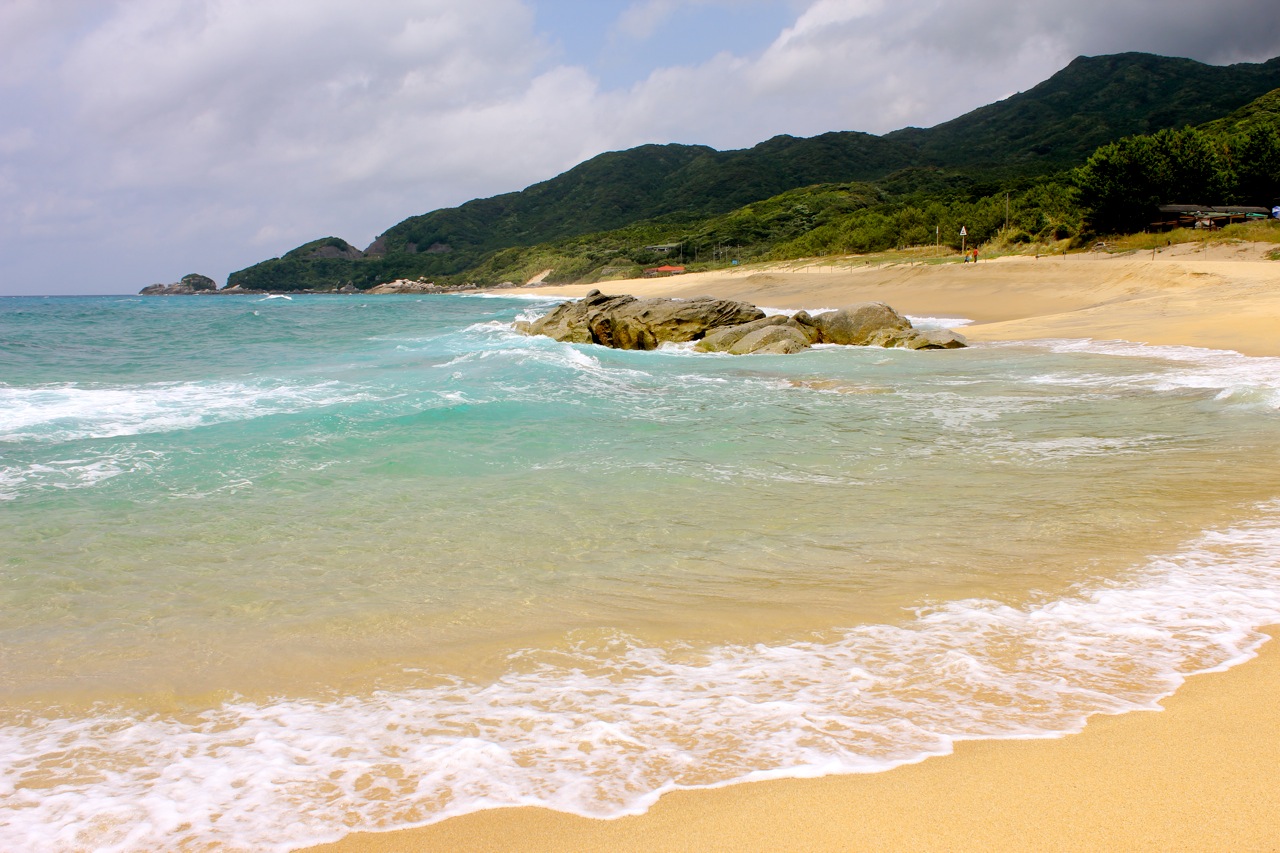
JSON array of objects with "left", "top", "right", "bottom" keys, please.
[
  {"left": 515, "top": 291, "right": 632, "bottom": 344},
  {"left": 810, "top": 302, "right": 911, "bottom": 345},
  {"left": 903, "top": 328, "right": 969, "bottom": 349},
  {"left": 861, "top": 326, "right": 968, "bottom": 349},
  {"left": 516, "top": 292, "right": 966, "bottom": 354},
  {"left": 516, "top": 290, "right": 765, "bottom": 350},
  {"left": 696, "top": 315, "right": 819, "bottom": 354},
  {"left": 729, "top": 324, "right": 812, "bottom": 355},
  {"left": 789, "top": 311, "right": 824, "bottom": 344},
  {"left": 367, "top": 279, "right": 443, "bottom": 294},
  {"left": 696, "top": 315, "right": 795, "bottom": 352}
]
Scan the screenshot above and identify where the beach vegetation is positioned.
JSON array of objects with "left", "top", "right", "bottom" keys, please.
[
  {"left": 1074, "top": 89, "right": 1280, "bottom": 234},
  {"left": 1103, "top": 220, "right": 1280, "bottom": 253}
]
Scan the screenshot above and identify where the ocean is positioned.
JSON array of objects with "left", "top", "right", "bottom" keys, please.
[{"left": 3, "top": 293, "right": 1280, "bottom": 851}]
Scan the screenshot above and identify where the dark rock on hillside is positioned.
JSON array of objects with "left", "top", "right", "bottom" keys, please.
[
  {"left": 307, "top": 244, "right": 363, "bottom": 260},
  {"left": 285, "top": 237, "right": 364, "bottom": 261},
  {"left": 139, "top": 273, "right": 218, "bottom": 295},
  {"left": 517, "top": 293, "right": 966, "bottom": 354}
]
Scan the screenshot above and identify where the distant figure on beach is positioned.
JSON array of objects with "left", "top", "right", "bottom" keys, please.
[{"left": 972, "top": 248, "right": 979, "bottom": 263}]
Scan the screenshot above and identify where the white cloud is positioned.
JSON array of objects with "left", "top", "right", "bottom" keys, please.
[
  {"left": 60, "top": 0, "right": 551, "bottom": 185},
  {"left": 616, "top": 0, "right": 685, "bottom": 40},
  {"left": 776, "top": 0, "right": 882, "bottom": 47},
  {"left": 0, "top": 128, "right": 36, "bottom": 155},
  {"left": 0, "top": 1, "right": 103, "bottom": 86}
]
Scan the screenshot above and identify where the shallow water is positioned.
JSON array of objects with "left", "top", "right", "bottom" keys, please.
[{"left": 3, "top": 294, "right": 1280, "bottom": 851}]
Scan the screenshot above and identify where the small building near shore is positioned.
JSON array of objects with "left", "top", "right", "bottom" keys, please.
[
  {"left": 643, "top": 265, "right": 686, "bottom": 277},
  {"left": 1151, "top": 204, "right": 1272, "bottom": 231}
]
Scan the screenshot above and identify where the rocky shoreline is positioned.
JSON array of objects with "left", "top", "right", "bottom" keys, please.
[
  {"left": 515, "top": 290, "right": 966, "bottom": 354},
  {"left": 138, "top": 273, "right": 220, "bottom": 295},
  {"left": 139, "top": 275, "right": 520, "bottom": 296}
]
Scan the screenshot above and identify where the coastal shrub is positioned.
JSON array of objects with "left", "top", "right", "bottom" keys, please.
[
  {"left": 1232, "top": 125, "right": 1280, "bottom": 204},
  {"left": 1076, "top": 131, "right": 1196, "bottom": 233},
  {"left": 1075, "top": 110, "right": 1280, "bottom": 234}
]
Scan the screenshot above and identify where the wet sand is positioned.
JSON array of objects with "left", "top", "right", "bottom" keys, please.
[
  {"left": 309, "top": 629, "right": 1280, "bottom": 853},
  {"left": 309, "top": 245, "right": 1280, "bottom": 852}
]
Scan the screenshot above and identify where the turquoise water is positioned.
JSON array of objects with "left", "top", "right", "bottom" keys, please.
[{"left": 4, "top": 294, "right": 1280, "bottom": 851}]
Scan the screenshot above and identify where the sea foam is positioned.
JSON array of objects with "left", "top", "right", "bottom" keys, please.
[
  {"left": 0, "top": 380, "right": 373, "bottom": 444},
  {"left": 3, "top": 504, "right": 1279, "bottom": 852},
  {"left": 1017, "top": 338, "right": 1280, "bottom": 409}
]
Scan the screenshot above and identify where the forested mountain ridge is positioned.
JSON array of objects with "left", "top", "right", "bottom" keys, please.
[
  {"left": 885, "top": 52, "right": 1280, "bottom": 170},
  {"left": 228, "top": 52, "right": 1280, "bottom": 291}
]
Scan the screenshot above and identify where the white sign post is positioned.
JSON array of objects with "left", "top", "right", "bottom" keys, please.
[{"left": 960, "top": 226, "right": 967, "bottom": 257}]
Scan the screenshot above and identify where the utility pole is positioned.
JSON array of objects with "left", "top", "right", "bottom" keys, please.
[{"left": 1005, "top": 192, "right": 1010, "bottom": 232}]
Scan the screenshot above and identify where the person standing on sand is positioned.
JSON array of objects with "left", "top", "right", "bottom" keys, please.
[{"left": 972, "top": 248, "right": 979, "bottom": 263}]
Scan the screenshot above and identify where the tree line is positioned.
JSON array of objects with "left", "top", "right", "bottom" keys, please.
[{"left": 1074, "top": 117, "right": 1280, "bottom": 233}]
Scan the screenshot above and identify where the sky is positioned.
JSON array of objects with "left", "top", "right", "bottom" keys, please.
[{"left": 1, "top": 0, "right": 1278, "bottom": 295}]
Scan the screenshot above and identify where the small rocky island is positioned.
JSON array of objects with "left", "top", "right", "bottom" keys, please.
[
  {"left": 515, "top": 290, "right": 966, "bottom": 354},
  {"left": 139, "top": 273, "right": 219, "bottom": 295}
]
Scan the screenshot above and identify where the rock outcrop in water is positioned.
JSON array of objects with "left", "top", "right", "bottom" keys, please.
[
  {"left": 514, "top": 290, "right": 767, "bottom": 350},
  {"left": 366, "top": 279, "right": 445, "bottom": 294},
  {"left": 139, "top": 273, "right": 218, "bottom": 296},
  {"left": 516, "top": 291, "right": 967, "bottom": 353},
  {"left": 367, "top": 278, "right": 522, "bottom": 295}
]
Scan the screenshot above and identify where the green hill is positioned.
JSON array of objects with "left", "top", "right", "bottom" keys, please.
[
  {"left": 229, "top": 52, "right": 1280, "bottom": 291},
  {"left": 886, "top": 52, "right": 1280, "bottom": 171},
  {"left": 1198, "top": 86, "right": 1280, "bottom": 136}
]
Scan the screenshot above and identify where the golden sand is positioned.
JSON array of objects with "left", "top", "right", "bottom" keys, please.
[
  {"left": 518, "top": 242, "right": 1280, "bottom": 356},
  {"left": 309, "top": 246, "right": 1280, "bottom": 852}
]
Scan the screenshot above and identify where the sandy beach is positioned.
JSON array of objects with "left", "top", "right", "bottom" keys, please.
[
  {"left": 309, "top": 244, "right": 1280, "bottom": 853},
  {"left": 512, "top": 242, "right": 1280, "bottom": 357}
]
